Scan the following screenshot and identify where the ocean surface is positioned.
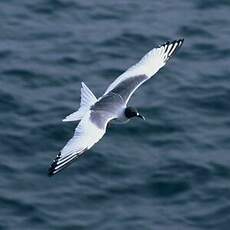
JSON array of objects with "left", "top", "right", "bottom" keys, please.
[{"left": 0, "top": 0, "right": 230, "bottom": 229}]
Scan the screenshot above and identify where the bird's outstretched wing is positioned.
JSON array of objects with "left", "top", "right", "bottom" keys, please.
[
  {"left": 49, "top": 39, "right": 184, "bottom": 176},
  {"left": 104, "top": 39, "right": 184, "bottom": 104},
  {"left": 48, "top": 110, "right": 114, "bottom": 176}
]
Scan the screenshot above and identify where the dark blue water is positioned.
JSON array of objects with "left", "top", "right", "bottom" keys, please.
[{"left": 1, "top": 0, "right": 230, "bottom": 229}]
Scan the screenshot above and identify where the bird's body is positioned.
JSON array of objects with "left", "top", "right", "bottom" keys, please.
[{"left": 48, "top": 39, "right": 184, "bottom": 176}]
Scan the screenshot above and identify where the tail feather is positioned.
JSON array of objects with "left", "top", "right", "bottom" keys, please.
[
  {"left": 62, "top": 82, "right": 97, "bottom": 122},
  {"left": 62, "top": 107, "right": 87, "bottom": 122}
]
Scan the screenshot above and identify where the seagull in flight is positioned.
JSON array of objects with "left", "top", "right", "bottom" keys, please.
[{"left": 48, "top": 39, "right": 184, "bottom": 176}]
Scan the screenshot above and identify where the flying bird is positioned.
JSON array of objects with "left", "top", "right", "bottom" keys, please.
[{"left": 48, "top": 39, "right": 184, "bottom": 176}]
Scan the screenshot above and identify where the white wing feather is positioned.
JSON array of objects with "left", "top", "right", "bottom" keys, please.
[
  {"left": 104, "top": 39, "right": 183, "bottom": 95},
  {"left": 49, "top": 39, "right": 184, "bottom": 176},
  {"left": 49, "top": 112, "right": 105, "bottom": 175}
]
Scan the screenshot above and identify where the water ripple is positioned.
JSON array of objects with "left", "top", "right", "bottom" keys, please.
[{"left": 1, "top": 0, "right": 230, "bottom": 229}]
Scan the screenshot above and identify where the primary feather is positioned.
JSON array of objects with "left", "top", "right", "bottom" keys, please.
[{"left": 48, "top": 39, "right": 184, "bottom": 176}]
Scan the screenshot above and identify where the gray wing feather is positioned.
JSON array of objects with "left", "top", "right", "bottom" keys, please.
[
  {"left": 109, "top": 74, "right": 148, "bottom": 104},
  {"left": 104, "top": 39, "right": 184, "bottom": 98},
  {"left": 90, "top": 74, "right": 148, "bottom": 126},
  {"left": 90, "top": 92, "right": 125, "bottom": 128},
  {"left": 92, "top": 92, "right": 124, "bottom": 112},
  {"left": 90, "top": 110, "right": 114, "bottom": 130}
]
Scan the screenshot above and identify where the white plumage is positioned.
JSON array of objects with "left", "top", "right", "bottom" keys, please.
[{"left": 48, "top": 39, "right": 184, "bottom": 176}]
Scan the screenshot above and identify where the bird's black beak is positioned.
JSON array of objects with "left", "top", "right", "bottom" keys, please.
[{"left": 137, "top": 114, "right": 145, "bottom": 120}]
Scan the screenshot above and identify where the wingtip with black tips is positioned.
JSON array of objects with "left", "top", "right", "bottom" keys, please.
[{"left": 161, "top": 38, "right": 184, "bottom": 61}]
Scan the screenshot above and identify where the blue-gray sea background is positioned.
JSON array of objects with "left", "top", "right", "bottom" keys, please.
[{"left": 1, "top": 1, "right": 230, "bottom": 229}]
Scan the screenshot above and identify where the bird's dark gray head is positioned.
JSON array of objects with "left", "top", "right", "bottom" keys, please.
[{"left": 124, "top": 107, "right": 145, "bottom": 120}]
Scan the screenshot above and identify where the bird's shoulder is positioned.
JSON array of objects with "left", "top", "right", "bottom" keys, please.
[{"left": 91, "top": 92, "right": 125, "bottom": 113}]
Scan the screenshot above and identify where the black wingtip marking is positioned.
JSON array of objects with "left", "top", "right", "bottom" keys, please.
[
  {"left": 48, "top": 149, "right": 88, "bottom": 177},
  {"left": 164, "top": 41, "right": 170, "bottom": 53},
  {"left": 160, "top": 39, "right": 184, "bottom": 52},
  {"left": 170, "top": 38, "right": 184, "bottom": 55},
  {"left": 48, "top": 168, "right": 55, "bottom": 177},
  {"left": 48, "top": 152, "right": 61, "bottom": 176},
  {"left": 161, "top": 38, "right": 184, "bottom": 61}
]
